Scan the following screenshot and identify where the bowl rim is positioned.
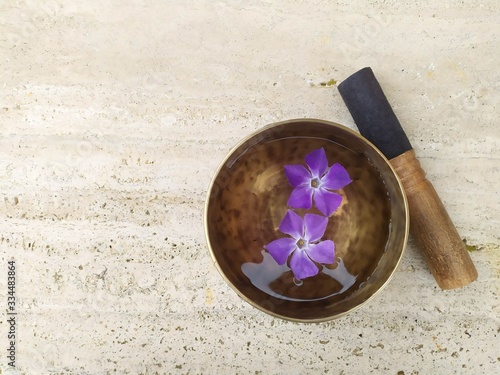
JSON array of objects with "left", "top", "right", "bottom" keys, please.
[{"left": 204, "top": 118, "right": 409, "bottom": 323}]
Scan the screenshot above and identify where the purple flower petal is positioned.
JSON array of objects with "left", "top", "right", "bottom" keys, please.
[
  {"left": 303, "top": 213, "right": 328, "bottom": 242},
  {"left": 287, "top": 185, "right": 313, "bottom": 210},
  {"left": 290, "top": 249, "right": 319, "bottom": 280},
  {"left": 265, "top": 238, "right": 297, "bottom": 265},
  {"left": 278, "top": 210, "right": 304, "bottom": 239},
  {"left": 314, "top": 189, "right": 342, "bottom": 216},
  {"left": 321, "top": 163, "right": 352, "bottom": 190},
  {"left": 305, "top": 148, "right": 328, "bottom": 178},
  {"left": 306, "top": 240, "right": 335, "bottom": 264},
  {"left": 284, "top": 164, "right": 311, "bottom": 187}
]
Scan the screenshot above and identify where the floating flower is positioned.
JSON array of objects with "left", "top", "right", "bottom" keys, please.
[
  {"left": 265, "top": 210, "right": 335, "bottom": 280},
  {"left": 284, "top": 147, "right": 352, "bottom": 216}
]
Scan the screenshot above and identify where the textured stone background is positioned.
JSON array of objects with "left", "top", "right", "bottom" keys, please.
[{"left": 0, "top": 1, "right": 498, "bottom": 374}]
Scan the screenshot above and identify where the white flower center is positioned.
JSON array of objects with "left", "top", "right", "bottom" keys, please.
[
  {"left": 310, "top": 178, "right": 320, "bottom": 189},
  {"left": 297, "top": 238, "right": 307, "bottom": 249}
]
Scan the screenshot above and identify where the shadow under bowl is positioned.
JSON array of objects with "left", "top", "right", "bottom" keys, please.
[{"left": 205, "top": 119, "right": 409, "bottom": 322}]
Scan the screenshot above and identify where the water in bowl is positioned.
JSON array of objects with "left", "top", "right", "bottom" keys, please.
[{"left": 209, "top": 136, "right": 391, "bottom": 303}]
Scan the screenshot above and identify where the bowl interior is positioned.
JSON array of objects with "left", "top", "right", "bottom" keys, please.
[{"left": 205, "top": 119, "right": 408, "bottom": 322}]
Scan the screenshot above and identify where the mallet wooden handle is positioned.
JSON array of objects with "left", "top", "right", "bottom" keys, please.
[
  {"left": 390, "top": 150, "right": 478, "bottom": 289},
  {"left": 338, "top": 67, "right": 478, "bottom": 289}
]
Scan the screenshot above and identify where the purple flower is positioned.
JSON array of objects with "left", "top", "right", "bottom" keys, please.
[
  {"left": 284, "top": 147, "right": 352, "bottom": 217},
  {"left": 265, "top": 210, "right": 335, "bottom": 280}
]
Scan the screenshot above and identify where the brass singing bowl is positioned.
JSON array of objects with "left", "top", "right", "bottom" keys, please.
[{"left": 205, "top": 119, "right": 409, "bottom": 322}]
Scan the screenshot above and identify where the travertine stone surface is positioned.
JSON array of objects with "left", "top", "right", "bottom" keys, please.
[{"left": 0, "top": 1, "right": 498, "bottom": 374}]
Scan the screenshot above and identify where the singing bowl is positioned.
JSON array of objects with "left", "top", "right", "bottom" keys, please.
[{"left": 205, "top": 119, "right": 409, "bottom": 322}]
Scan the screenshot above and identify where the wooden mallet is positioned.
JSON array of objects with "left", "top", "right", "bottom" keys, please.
[{"left": 338, "top": 67, "right": 478, "bottom": 290}]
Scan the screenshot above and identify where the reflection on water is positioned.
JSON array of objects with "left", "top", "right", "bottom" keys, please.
[{"left": 241, "top": 250, "right": 358, "bottom": 302}]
